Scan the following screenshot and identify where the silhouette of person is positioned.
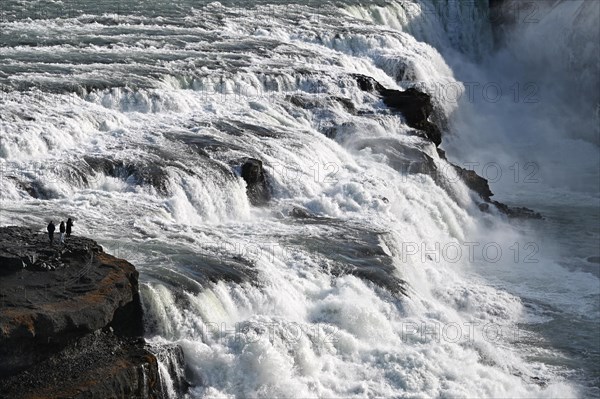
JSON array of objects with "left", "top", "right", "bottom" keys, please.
[
  {"left": 59, "top": 221, "right": 66, "bottom": 244},
  {"left": 47, "top": 221, "right": 55, "bottom": 244},
  {"left": 66, "top": 218, "right": 73, "bottom": 237}
]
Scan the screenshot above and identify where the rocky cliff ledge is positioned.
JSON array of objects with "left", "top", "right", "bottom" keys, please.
[{"left": 0, "top": 226, "right": 174, "bottom": 398}]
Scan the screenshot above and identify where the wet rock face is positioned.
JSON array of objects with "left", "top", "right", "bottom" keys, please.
[
  {"left": 354, "top": 138, "right": 438, "bottom": 178},
  {"left": 287, "top": 94, "right": 357, "bottom": 114},
  {"left": 84, "top": 156, "right": 170, "bottom": 195},
  {"left": 452, "top": 164, "right": 494, "bottom": 202},
  {"left": 381, "top": 88, "right": 433, "bottom": 125},
  {"left": 381, "top": 88, "right": 442, "bottom": 146},
  {"left": 5, "top": 176, "right": 61, "bottom": 200},
  {"left": 239, "top": 158, "right": 271, "bottom": 205},
  {"left": 489, "top": 201, "right": 543, "bottom": 219},
  {"left": 288, "top": 225, "right": 408, "bottom": 297},
  {"left": 0, "top": 226, "right": 182, "bottom": 398},
  {"left": 352, "top": 74, "right": 442, "bottom": 146},
  {"left": 0, "top": 332, "right": 161, "bottom": 399},
  {"left": 351, "top": 73, "right": 541, "bottom": 218},
  {"left": 289, "top": 206, "right": 314, "bottom": 219},
  {"left": 353, "top": 73, "right": 386, "bottom": 93}
]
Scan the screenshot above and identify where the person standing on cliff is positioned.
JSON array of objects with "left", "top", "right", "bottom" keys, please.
[
  {"left": 66, "top": 218, "right": 73, "bottom": 238},
  {"left": 47, "top": 221, "right": 55, "bottom": 244},
  {"left": 59, "top": 221, "right": 66, "bottom": 244}
]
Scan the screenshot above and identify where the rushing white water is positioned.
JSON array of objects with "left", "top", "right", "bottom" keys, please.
[
  {"left": 0, "top": 0, "right": 597, "bottom": 397},
  {"left": 442, "top": 0, "right": 600, "bottom": 195}
]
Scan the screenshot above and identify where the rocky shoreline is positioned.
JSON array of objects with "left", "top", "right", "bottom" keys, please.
[
  {"left": 0, "top": 226, "right": 182, "bottom": 398},
  {"left": 349, "top": 73, "right": 541, "bottom": 219}
]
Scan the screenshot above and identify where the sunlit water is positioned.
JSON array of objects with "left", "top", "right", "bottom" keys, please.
[{"left": 1, "top": 0, "right": 598, "bottom": 397}]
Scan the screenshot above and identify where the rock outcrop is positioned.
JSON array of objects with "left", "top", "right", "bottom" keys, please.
[
  {"left": 352, "top": 74, "right": 542, "bottom": 219},
  {"left": 84, "top": 156, "right": 171, "bottom": 195},
  {"left": 239, "top": 158, "right": 271, "bottom": 205},
  {"left": 353, "top": 73, "right": 442, "bottom": 145},
  {"left": 451, "top": 163, "right": 495, "bottom": 202},
  {"left": 0, "top": 332, "right": 161, "bottom": 399},
  {"left": 0, "top": 226, "right": 179, "bottom": 398}
]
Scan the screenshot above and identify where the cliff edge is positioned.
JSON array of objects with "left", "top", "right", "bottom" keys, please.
[{"left": 0, "top": 226, "right": 174, "bottom": 398}]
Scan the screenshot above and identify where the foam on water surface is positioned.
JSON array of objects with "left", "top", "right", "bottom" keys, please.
[{"left": 1, "top": 0, "right": 598, "bottom": 397}]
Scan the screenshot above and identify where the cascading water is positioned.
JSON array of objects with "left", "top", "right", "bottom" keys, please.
[{"left": 1, "top": 0, "right": 598, "bottom": 397}]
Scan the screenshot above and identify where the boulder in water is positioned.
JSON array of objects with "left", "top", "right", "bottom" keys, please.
[
  {"left": 289, "top": 207, "right": 313, "bottom": 218},
  {"left": 239, "top": 158, "right": 271, "bottom": 205},
  {"left": 84, "top": 156, "right": 170, "bottom": 195},
  {"left": 353, "top": 74, "right": 385, "bottom": 93},
  {"left": 491, "top": 201, "right": 543, "bottom": 219}
]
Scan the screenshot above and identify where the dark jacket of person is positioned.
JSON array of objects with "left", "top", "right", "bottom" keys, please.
[
  {"left": 47, "top": 221, "right": 55, "bottom": 242},
  {"left": 59, "top": 221, "right": 66, "bottom": 233},
  {"left": 66, "top": 218, "right": 73, "bottom": 236}
]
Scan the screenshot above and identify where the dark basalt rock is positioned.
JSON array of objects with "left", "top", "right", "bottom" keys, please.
[
  {"left": 452, "top": 164, "right": 494, "bottom": 202},
  {"left": 352, "top": 74, "right": 442, "bottom": 145},
  {"left": 212, "top": 120, "right": 279, "bottom": 138},
  {"left": 9, "top": 153, "right": 171, "bottom": 199},
  {"left": 0, "top": 226, "right": 183, "bottom": 398},
  {"left": 184, "top": 254, "right": 259, "bottom": 287},
  {"left": 381, "top": 87, "right": 433, "bottom": 126},
  {"left": 333, "top": 97, "right": 357, "bottom": 114},
  {"left": 239, "top": 158, "right": 271, "bottom": 206},
  {"left": 353, "top": 138, "right": 438, "bottom": 178},
  {"left": 287, "top": 94, "right": 356, "bottom": 114},
  {"left": 289, "top": 206, "right": 313, "bottom": 219},
  {"left": 84, "top": 156, "right": 170, "bottom": 195},
  {"left": 289, "top": 226, "right": 407, "bottom": 297},
  {"left": 0, "top": 227, "right": 143, "bottom": 376},
  {"left": 353, "top": 74, "right": 385, "bottom": 93},
  {"left": 164, "top": 134, "right": 242, "bottom": 181},
  {"left": 153, "top": 343, "right": 190, "bottom": 395},
  {"left": 234, "top": 121, "right": 281, "bottom": 138},
  {"left": 451, "top": 165, "right": 541, "bottom": 218},
  {"left": 0, "top": 332, "right": 161, "bottom": 399},
  {"left": 6, "top": 176, "right": 61, "bottom": 200},
  {"left": 490, "top": 201, "right": 543, "bottom": 219},
  {"left": 351, "top": 73, "right": 541, "bottom": 219}
]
